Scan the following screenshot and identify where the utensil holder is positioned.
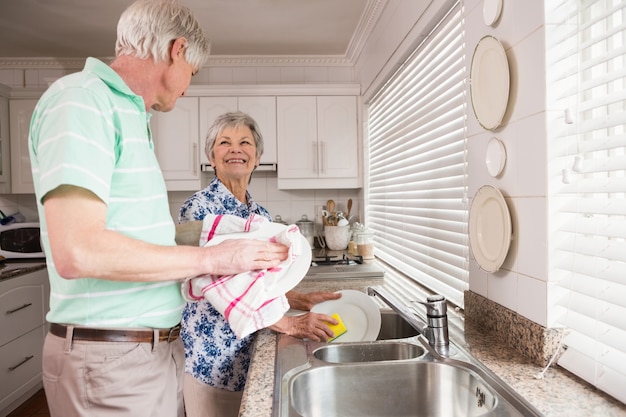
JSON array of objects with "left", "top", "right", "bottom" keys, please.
[{"left": 324, "top": 225, "right": 351, "bottom": 250}]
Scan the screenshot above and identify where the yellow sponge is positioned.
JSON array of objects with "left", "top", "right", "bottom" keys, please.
[{"left": 327, "top": 313, "right": 348, "bottom": 342}]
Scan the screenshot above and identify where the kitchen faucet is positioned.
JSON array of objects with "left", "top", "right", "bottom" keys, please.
[{"left": 368, "top": 286, "right": 450, "bottom": 356}]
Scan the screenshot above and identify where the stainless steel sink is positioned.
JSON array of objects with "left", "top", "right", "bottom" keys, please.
[
  {"left": 273, "top": 309, "right": 544, "bottom": 417},
  {"left": 290, "top": 361, "right": 495, "bottom": 417},
  {"left": 313, "top": 341, "right": 425, "bottom": 363},
  {"left": 377, "top": 309, "right": 419, "bottom": 340}
]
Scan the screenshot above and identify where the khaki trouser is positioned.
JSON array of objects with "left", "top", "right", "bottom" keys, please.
[
  {"left": 42, "top": 330, "right": 185, "bottom": 417},
  {"left": 183, "top": 373, "right": 243, "bottom": 417}
]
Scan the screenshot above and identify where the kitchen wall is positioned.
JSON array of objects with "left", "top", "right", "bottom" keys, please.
[
  {"left": 354, "top": 0, "right": 552, "bottom": 328},
  {"left": 0, "top": 61, "right": 363, "bottom": 234}
]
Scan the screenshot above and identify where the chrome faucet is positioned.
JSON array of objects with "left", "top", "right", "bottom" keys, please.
[{"left": 368, "top": 286, "right": 450, "bottom": 356}]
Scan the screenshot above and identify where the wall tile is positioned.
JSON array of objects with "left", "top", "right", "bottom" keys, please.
[
  {"left": 0, "top": 70, "right": 20, "bottom": 87},
  {"left": 280, "top": 67, "right": 305, "bottom": 83},
  {"left": 256, "top": 67, "right": 282, "bottom": 83},
  {"left": 207, "top": 67, "right": 234, "bottom": 84},
  {"left": 507, "top": 28, "right": 546, "bottom": 124},
  {"left": 512, "top": 113, "right": 547, "bottom": 197},
  {"left": 304, "top": 67, "right": 328, "bottom": 83},
  {"left": 265, "top": 176, "right": 295, "bottom": 202},
  {"left": 468, "top": 259, "right": 489, "bottom": 297},
  {"left": 487, "top": 267, "right": 518, "bottom": 311},
  {"left": 232, "top": 67, "right": 257, "bottom": 84},
  {"left": 515, "top": 196, "right": 548, "bottom": 281},
  {"left": 290, "top": 200, "right": 316, "bottom": 226},
  {"left": 517, "top": 273, "right": 548, "bottom": 326},
  {"left": 327, "top": 67, "right": 353, "bottom": 83}
]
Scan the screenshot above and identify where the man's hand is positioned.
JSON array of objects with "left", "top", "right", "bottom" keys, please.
[
  {"left": 286, "top": 290, "right": 342, "bottom": 311},
  {"left": 202, "top": 238, "right": 289, "bottom": 276}
]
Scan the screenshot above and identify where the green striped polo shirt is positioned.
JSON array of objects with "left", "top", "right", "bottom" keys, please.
[{"left": 29, "top": 57, "right": 184, "bottom": 328}]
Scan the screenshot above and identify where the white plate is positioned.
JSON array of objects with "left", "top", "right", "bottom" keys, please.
[
  {"left": 483, "top": 0, "right": 503, "bottom": 26},
  {"left": 469, "top": 185, "right": 512, "bottom": 272},
  {"left": 204, "top": 222, "right": 312, "bottom": 299},
  {"left": 485, "top": 137, "right": 506, "bottom": 177},
  {"left": 312, "top": 290, "right": 381, "bottom": 342},
  {"left": 470, "top": 36, "right": 510, "bottom": 131}
]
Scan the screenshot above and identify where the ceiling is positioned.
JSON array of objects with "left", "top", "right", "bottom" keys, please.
[{"left": 0, "top": 0, "right": 377, "bottom": 59}]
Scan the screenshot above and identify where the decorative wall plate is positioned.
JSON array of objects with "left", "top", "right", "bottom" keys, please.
[
  {"left": 483, "top": 0, "right": 503, "bottom": 26},
  {"left": 469, "top": 185, "right": 512, "bottom": 272},
  {"left": 485, "top": 137, "right": 507, "bottom": 177},
  {"left": 470, "top": 36, "right": 510, "bottom": 131}
]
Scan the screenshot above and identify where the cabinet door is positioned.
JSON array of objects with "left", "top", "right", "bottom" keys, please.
[
  {"left": 0, "top": 326, "right": 45, "bottom": 413},
  {"left": 151, "top": 97, "right": 200, "bottom": 191},
  {"left": 0, "top": 96, "right": 10, "bottom": 190},
  {"left": 198, "top": 97, "right": 238, "bottom": 166},
  {"left": 317, "top": 96, "right": 358, "bottom": 179},
  {"left": 9, "top": 99, "right": 38, "bottom": 194},
  {"left": 238, "top": 97, "right": 277, "bottom": 165},
  {"left": 276, "top": 96, "right": 318, "bottom": 179}
]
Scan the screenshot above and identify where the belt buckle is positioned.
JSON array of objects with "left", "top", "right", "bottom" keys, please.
[{"left": 167, "top": 324, "right": 181, "bottom": 342}]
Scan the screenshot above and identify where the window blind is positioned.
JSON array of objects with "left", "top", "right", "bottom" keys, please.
[
  {"left": 547, "top": 0, "right": 626, "bottom": 404},
  {"left": 366, "top": 3, "right": 468, "bottom": 308}
]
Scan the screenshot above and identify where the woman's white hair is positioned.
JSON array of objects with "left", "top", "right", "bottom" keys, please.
[
  {"left": 115, "top": 0, "right": 210, "bottom": 69},
  {"left": 206, "top": 111, "right": 265, "bottom": 164}
]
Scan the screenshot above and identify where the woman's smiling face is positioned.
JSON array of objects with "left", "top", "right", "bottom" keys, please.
[{"left": 210, "top": 125, "right": 260, "bottom": 179}]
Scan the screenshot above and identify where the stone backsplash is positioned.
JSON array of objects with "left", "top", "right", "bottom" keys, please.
[{"left": 464, "top": 290, "right": 567, "bottom": 367}]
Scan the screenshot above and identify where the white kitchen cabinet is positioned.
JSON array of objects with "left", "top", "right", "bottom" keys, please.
[
  {"left": 9, "top": 99, "right": 38, "bottom": 194},
  {"left": 277, "top": 96, "right": 359, "bottom": 189},
  {"left": 0, "top": 268, "right": 49, "bottom": 417},
  {"left": 150, "top": 97, "right": 201, "bottom": 191},
  {"left": 199, "top": 96, "right": 277, "bottom": 167}
]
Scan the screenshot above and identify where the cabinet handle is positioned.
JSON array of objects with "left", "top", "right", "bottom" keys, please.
[
  {"left": 312, "top": 142, "right": 318, "bottom": 174},
  {"left": 193, "top": 143, "right": 198, "bottom": 176},
  {"left": 6, "top": 302, "right": 32, "bottom": 314},
  {"left": 9, "top": 355, "right": 34, "bottom": 371}
]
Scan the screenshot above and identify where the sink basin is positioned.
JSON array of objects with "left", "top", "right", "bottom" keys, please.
[
  {"left": 313, "top": 341, "right": 425, "bottom": 363},
  {"left": 290, "top": 361, "right": 496, "bottom": 417},
  {"left": 377, "top": 309, "right": 419, "bottom": 340}
]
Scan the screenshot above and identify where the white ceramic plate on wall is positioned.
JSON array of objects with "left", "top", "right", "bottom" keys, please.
[
  {"left": 485, "top": 137, "right": 507, "bottom": 177},
  {"left": 468, "top": 185, "right": 512, "bottom": 272},
  {"left": 483, "top": 0, "right": 503, "bottom": 26},
  {"left": 469, "top": 36, "right": 510, "bottom": 131}
]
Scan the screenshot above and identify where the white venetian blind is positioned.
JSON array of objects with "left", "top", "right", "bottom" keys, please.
[
  {"left": 366, "top": 2, "right": 468, "bottom": 308},
  {"left": 548, "top": 0, "right": 626, "bottom": 404}
]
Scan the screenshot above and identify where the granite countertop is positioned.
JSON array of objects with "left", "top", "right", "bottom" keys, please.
[
  {"left": 239, "top": 266, "right": 626, "bottom": 417},
  {"left": 0, "top": 259, "right": 46, "bottom": 281}
]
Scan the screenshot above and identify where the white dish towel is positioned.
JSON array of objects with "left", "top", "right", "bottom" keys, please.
[{"left": 181, "top": 214, "right": 300, "bottom": 338}]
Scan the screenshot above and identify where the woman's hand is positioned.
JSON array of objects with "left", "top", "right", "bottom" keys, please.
[{"left": 269, "top": 312, "right": 338, "bottom": 341}]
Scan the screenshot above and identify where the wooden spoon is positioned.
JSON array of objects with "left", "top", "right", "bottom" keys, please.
[
  {"left": 346, "top": 198, "right": 352, "bottom": 219},
  {"left": 327, "top": 199, "right": 335, "bottom": 213},
  {"left": 326, "top": 200, "right": 336, "bottom": 225}
]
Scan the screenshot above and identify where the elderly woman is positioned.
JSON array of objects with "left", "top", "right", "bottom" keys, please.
[{"left": 179, "top": 111, "right": 341, "bottom": 417}]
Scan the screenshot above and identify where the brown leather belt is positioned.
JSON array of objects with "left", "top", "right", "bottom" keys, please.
[{"left": 49, "top": 323, "right": 181, "bottom": 343}]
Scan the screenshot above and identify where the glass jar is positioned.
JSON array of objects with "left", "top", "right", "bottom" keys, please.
[
  {"left": 356, "top": 229, "right": 375, "bottom": 259},
  {"left": 295, "top": 215, "right": 315, "bottom": 248},
  {"left": 273, "top": 215, "right": 288, "bottom": 225},
  {"left": 347, "top": 223, "right": 361, "bottom": 255}
]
